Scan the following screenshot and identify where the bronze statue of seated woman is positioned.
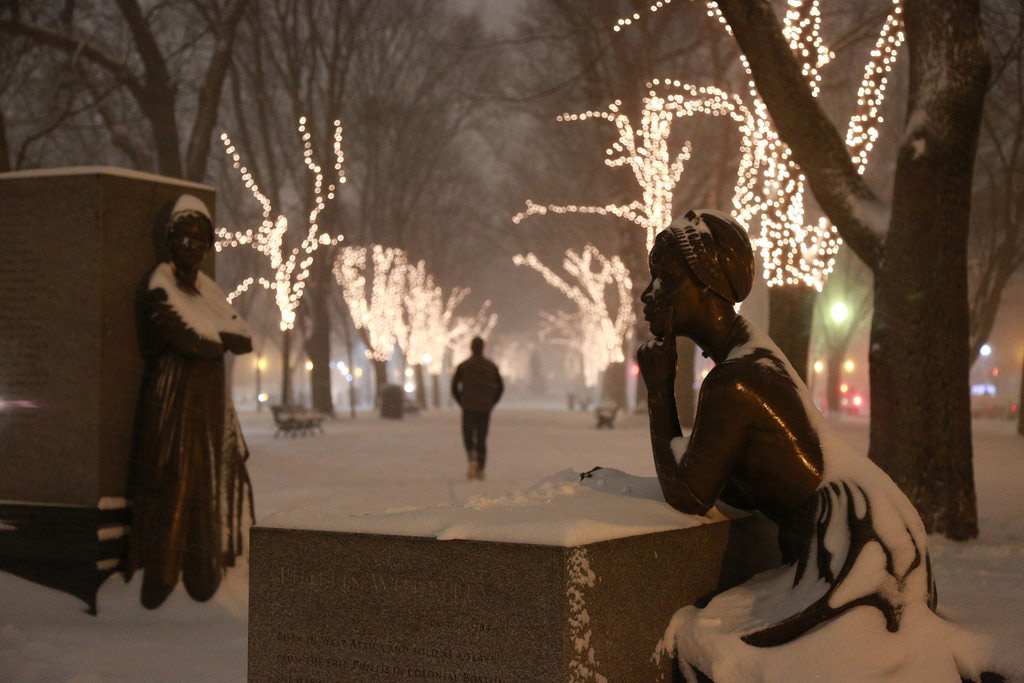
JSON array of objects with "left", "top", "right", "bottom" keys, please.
[{"left": 636, "top": 209, "right": 989, "bottom": 681}]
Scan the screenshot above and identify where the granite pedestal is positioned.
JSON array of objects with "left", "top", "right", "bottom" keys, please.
[
  {"left": 249, "top": 514, "right": 780, "bottom": 681},
  {"left": 0, "top": 167, "right": 215, "bottom": 611}
]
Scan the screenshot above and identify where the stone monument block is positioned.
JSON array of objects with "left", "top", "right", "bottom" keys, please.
[
  {"left": 248, "top": 514, "right": 780, "bottom": 681},
  {"left": 0, "top": 166, "right": 215, "bottom": 611}
]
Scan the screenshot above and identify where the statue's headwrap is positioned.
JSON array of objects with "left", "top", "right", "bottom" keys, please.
[
  {"left": 166, "top": 194, "right": 214, "bottom": 246},
  {"left": 665, "top": 209, "right": 754, "bottom": 304}
]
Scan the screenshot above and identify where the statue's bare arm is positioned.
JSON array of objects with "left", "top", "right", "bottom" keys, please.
[{"left": 638, "top": 326, "right": 750, "bottom": 515}]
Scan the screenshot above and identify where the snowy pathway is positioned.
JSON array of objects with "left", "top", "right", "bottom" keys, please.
[{"left": 0, "top": 407, "right": 1021, "bottom": 681}]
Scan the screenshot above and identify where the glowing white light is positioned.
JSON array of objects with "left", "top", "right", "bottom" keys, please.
[
  {"left": 216, "top": 118, "right": 346, "bottom": 330},
  {"left": 334, "top": 245, "right": 408, "bottom": 362},
  {"left": 830, "top": 302, "right": 848, "bottom": 323},
  {"left": 980, "top": 344, "right": 992, "bottom": 357},
  {"left": 608, "top": 1, "right": 904, "bottom": 292},
  {"left": 513, "top": 245, "right": 634, "bottom": 388}
]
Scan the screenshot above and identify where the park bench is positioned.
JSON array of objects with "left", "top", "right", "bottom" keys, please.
[
  {"left": 595, "top": 401, "right": 619, "bottom": 429},
  {"left": 271, "top": 404, "right": 325, "bottom": 438}
]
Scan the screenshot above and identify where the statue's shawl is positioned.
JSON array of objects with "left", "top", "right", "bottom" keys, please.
[
  {"left": 148, "top": 262, "right": 251, "bottom": 343},
  {"left": 660, "top": 318, "right": 962, "bottom": 682}
]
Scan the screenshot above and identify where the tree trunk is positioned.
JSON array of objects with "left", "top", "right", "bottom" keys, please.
[
  {"left": 305, "top": 264, "right": 335, "bottom": 417},
  {"left": 306, "top": 291, "right": 334, "bottom": 417},
  {"left": 601, "top": 361, "right": 627, "bottom": 407},
  {"left": 0, "top": 110, "right": 10, "bottom": 173},
  {"left": 827, "top": 347, "right": 844, "bottom": 415},
  {"left": 280, "top": 328, "right": 293, "bottom": 405},
  {"left": 865, "top": 0, "right": 987, "bottom": 540},
  {"left": 372, "top": 358, "right": 388, "bottom": 407},
  {"left": 716, "top": 0, "right": 988, "bottom": 539},
  {"left": 1018, "top": 352, "right": 1024, "bottom": 436},
  {"left": 432, "top": 373, "right": 441, "bottom": 409},
  {"left": 414, "top": 365, "right": 427, "bottom": 409},
  {"left": 768, "top": 284, "right": 817, "bottom": 383}
]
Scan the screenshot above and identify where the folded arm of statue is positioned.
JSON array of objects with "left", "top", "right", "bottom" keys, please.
[{"left": 219, "top": 331, "right": 252, "bottom": 355}]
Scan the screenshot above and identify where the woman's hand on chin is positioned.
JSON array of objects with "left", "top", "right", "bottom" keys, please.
[{"left": 637, "top": 307, "right": 676, "bottom": 390}]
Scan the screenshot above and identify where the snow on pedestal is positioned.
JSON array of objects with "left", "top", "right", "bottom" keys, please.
[{"left": 248, "top": 469, "right": 781, "bottom": 681}]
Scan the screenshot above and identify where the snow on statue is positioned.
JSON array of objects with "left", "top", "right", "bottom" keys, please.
[
  {"left": 126, "top": 194, "right": 255, "bottom": 609},
  {"left": 636, "top": 209, "right": 998, "bottom": 681}
]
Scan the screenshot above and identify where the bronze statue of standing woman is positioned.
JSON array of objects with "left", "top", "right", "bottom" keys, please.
[{"left": 127, "top": 194, "right": 254, "bottom": 609}]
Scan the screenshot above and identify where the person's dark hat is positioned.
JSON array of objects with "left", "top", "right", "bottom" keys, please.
[{"left": 665, "top": 209, "right": 754, "bottom": 304}]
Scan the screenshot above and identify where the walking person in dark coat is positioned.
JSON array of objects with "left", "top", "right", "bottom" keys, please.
[{"left": 451, "top": 337, "right": 504, "bottom": 480}]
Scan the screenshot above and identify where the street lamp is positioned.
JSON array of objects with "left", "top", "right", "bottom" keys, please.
[
  {"left": 255, "top": 356, "right": 267, "bottom": 411},
  {"left": 830, "top": 302, "right": 848, "bottom": 324}
]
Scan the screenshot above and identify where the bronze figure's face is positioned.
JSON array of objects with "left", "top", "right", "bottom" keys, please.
[
  {"left": 640, "top": 233, "right": 703, "bottom": 339},
  {"left": 168, "top": 217, "right": 212, "bottom": 271}
]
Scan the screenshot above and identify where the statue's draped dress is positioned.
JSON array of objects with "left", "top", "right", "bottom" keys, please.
[
  {"left": 664, "top": 320, "right": 971, "bottom": 682},
  {"left": 127, "top": 262, "right": 253, "bottom": 607}
]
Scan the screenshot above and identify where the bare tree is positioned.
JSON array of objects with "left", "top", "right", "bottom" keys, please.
[
  {"left": 1, "top": 0, "right": 250, "bottom": 181},
  {"left": 968, "top": 0, "right": 1024, "bottom": 367},
  {"left": 511, "top": 0, "right": 726, "bottom": 412},
  {"left": 715, "top": 0, "right": 990, "bottom": 538}
]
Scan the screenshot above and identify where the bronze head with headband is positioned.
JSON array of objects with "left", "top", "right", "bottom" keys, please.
[{"left": 661, "top": 209, "right": 755, "bottom": 305}]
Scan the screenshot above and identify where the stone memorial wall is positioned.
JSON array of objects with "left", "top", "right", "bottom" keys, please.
[{"left": 0, "top": 167, "right": 215, "bottom": 611}]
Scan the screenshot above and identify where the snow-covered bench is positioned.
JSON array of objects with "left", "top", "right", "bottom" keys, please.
[
  {"left": 595, "top": 401, "right": 619, "bottom": 429},
  {"left": 270, "top": 405, "right": 324, "bottom": 438}
]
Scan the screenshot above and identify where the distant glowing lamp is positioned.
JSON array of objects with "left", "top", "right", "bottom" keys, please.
[
  {"left": 404, "top": 367, "right": 414, "bottom": 378},
  {"left": 256, "top": 357, "right": 267, "bottom": 370},
  {"left": 813, "top": 360, "right": 824, "bottom": 373},
  {"left": 630, "top": 363, "right": 640, "bottom": 377},
  {"left": 840, "top": 383, "right": 849, "bottom": 394},
  {"left": 257, "top": 392, "right": 269, "bottom": 403},
  {"left": 852, "top": 395, "right": 863, "bottom": 407},
  {"left": 844, "top": 360, "right": 855, "bottom": 372},
  {"left": 992, "top": 367, "right": 999, "bottom": 378},
  {"left": 830, "top": 302, "right": 848, "bottom": 324},
  {"left": 980, "top": 344, "right": 992, "bottom": 357},
  {"left": 354, "top": 367, "right": 363, "bottom": 378},
  {"left": 305, "top": 360, "right": 314, "bottom": 371}
]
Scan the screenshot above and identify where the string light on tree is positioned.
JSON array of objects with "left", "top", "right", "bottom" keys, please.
[
  {"left": 333, "top": 245, "right": 408, "bottom": 362},
  {"left": 513, "top": 245, "right": 634, "bottom": 388},
  {"left": 397, "top": 261, "right": 494, "bottom": 378},
  {"left": 611, "top": 0, "right": 904, "bottom": 291},
  {"left": 514, "top": 91, "right": 709, "bottom": 253},
  {"left": 215, "top": 117, "right": 346, "bottom": 330},
  {"left": 398, "top": 260, "right": 441, "bottom": 371},
  {"left": 446, "top": 300, "right": 498, "bottom": 370}
]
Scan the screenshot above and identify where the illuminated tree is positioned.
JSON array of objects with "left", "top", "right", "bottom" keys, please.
[
  {"left": 0, "top": 1, "right": 250, "bottom": 180},
  {"left": 333, "top": 244, "right": 408, "bottom": 402},
  {"left": 610, "top": 0, "right": 902, "bottom": 381},
  {"left": 398, "top": 261, "right": 496, "bottom": 408},
  {"left": 512, "top": 89, "right": 727, "bottom": 410},
  {"left": 513, "top": 245, "right": 634, "bottom": 392},
  {"left": 446, "top": 301, "right": 499, "bottom": 394},
  {"left": 216, "top": 116, "right": 345, "bottom": 402},
  {"left": 704, "top": 0, "right": 988, "bottom": 538}
]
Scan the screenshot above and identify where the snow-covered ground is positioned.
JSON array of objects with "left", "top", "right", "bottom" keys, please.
[{"left": 1, "top": 406, "right": 1022, "bottom": 681}]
